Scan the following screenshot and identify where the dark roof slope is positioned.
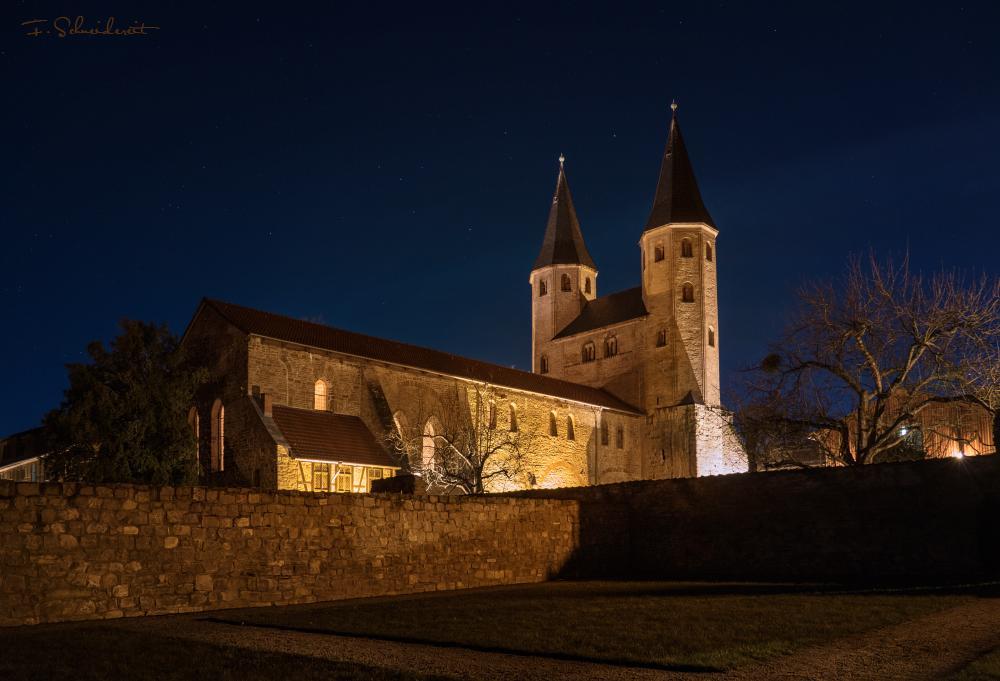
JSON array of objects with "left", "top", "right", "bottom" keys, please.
[
  {"left": 645, "top": 109, "right": 716, "bottom": 231},
  {"left": 533, "top": 161, "right": 597, "bottom": 270},
  {"left": 0, "top": 427, "right": 47, "bottom": 467},
  {"left": 201, "top": 299, "right": 642, "bottom": 414},
  {"left": 270, "top": 405, "right": 395, "bottom": 467},
  {"left": 553, "top": 287, "right": 648, "bottom": 339}
]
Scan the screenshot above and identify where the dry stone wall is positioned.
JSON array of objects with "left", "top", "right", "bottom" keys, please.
[{"left": 0, "top": 482, "right": 578, "bottom": 626}]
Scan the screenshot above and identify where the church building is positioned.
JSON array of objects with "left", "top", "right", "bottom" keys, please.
[{"left": 180, "top": 106, "right": 745, "bottom": 494}]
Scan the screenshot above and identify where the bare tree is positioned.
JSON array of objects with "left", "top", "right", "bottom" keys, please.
[
  {"left": 384, "top": 383, "right": 538, "bottom": 494},
  {"left": 739, "top": 254, "right": 1000, "bottom": 467}
]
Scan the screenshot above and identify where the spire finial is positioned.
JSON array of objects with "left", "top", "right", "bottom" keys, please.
[
  {"left": 558, "top": 153, "right": 565, "bottom": 168},
  {"left": 670, "top": 100, "right": 678, "bottom": 114}
]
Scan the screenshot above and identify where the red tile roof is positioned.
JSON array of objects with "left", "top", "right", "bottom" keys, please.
[
  {"left": 200, "top": 299, "right": 643, "bottom": 414},
  {"left": 270, "top": 405, "right": 396, "bottom": 467}
]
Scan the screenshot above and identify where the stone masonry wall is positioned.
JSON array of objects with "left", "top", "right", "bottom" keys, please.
[
  {"left": 513, "top": 455, "right": 1000, "bottom": 584},
  {"left": 0, "top": 482, "right": 578, "bottom": 627}
]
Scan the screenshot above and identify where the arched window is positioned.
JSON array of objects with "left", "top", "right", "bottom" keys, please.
[
  {"left": 656, "top": 329, "right": 667, "bottom": 347},
  {"left": 422, "top": 420, "right": 437, "bottom": 471},
  {"left": 582, "top": 342, "right": 596, "bottom": 363},
  {"left": 561, "top": 273, "right": 572, "bottom": 292},
  {"left": 616, "top": 426, "right": 624, "bottom": 449},
  {"left": 488, "top": 401, "right": 497, "bottom": 429},
  {"left": 509, "top": 404, "right": 519, "bottom": 432},
  {"left": 314, "top": 379, "right": 328, "bottom": 410},
  {"left": 604, "top": 336, "right": 618, "bottom": 358},
  {"left": 600, "top": 421, "right": 609, "bottom": 446},
  {"left": 682, "top": 283, "right": 695, "bottom": 303},
  {"left": 708, "top": 327, "right": 716, "bottom": 347},
  {"left": 567, "top": 416, "right": 575, "bottom": 441},
  {"left": 681, "top": 238, "right": 693, "bottom": 258},
  {"left": 549, "top": 411, "right": 558, "bottom": 437},
  {"left": 585, "top": 278, "right": 591, "bottom": 295},
  {"left": 539, "top": 355, "right": 549, "bottom": 374},
  {"left": 706, "top": 243, "right": 714, "bottom": 262},
  {"left": 654, "top": 244, "right": 665, "bottom": 262},
  {"left": 539, "top": 279, "right": 547, "bottom": 296},
  {"left": 210, "top": 399, "right": 225, "bottom": 472}
]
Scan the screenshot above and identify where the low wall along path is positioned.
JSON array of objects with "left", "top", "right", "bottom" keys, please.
[
  {"left": 0, "top": 482, "right": 577, "bottom": 626},
  {"left": 2, "top": 455, "right": 999, "bottom": 627}
]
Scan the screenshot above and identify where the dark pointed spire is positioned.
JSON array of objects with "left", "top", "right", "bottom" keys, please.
[
  {"left": 533, "top": 155, "right": 597, "bottom": 270},
  {"left": 644, "top": 102, "right": 716, "bottom": 231}
]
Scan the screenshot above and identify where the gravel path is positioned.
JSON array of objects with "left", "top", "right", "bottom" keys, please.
[{"left": 115, "top": 594, "right": 1000, "bottom": 681}]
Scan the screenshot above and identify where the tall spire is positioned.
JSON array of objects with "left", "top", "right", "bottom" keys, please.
[
  {"left": 644, "top": 103, "right": 716, "bottom": 231},
  {"left": 533, "top": 155, "right": 597, "bottom": 270}
]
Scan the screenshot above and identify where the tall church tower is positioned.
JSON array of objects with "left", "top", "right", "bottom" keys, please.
[
  {"left": 530, "top": 156, "right": 598, "bottom": 373},
  {"left": 640, "top": 103, "right": 737, "bottom": 478},
  {"left": 640, "top": 103, "right": 720, "bottom": 409}
]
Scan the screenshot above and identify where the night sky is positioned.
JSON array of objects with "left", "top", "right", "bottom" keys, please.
[{"left": 4, "top": 2, "right": 999, "bottom": 436}]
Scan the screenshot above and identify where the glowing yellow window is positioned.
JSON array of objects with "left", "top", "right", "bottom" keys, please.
[{"left": 336, "top": 465, "right": 353, "bottom": 492}]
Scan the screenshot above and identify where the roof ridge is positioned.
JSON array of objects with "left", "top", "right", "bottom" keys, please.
[
  {"left": 201, "top": 298, "right": 642, "bottom": 414},
  {"left": 205, "top": 298, "right": 476, "bottom": 364}
]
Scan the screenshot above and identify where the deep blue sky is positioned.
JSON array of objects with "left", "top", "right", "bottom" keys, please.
[{"left": 3, "top": 1, "right": 999, "bottom": 436}]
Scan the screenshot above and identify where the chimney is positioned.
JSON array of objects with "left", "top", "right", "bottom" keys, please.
[{"left": 262, "top": 393, "right": 273, "bottom": 417}]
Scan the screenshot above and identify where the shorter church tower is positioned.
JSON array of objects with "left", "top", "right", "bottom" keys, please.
[{"left": 530, "top": 156, "right": 598, "bottom": 374}]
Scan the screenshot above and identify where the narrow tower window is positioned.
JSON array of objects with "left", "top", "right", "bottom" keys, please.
[
  {"left": 600, "top": 421, "right": 609, "bottom": 446},
  {"left": 706, "top": 243, "right": 714, "bottom": 262},
  {"left": 656, "top": 329, "right": 667, "bottom": 347},
  {"left": 561, "top": 273, "right": 572, "bottom": 292},
  {"left": 509, "top": 404, "right": 519, "bottom": 432},
  {"left": 616, "top": 426, "right": 624, "bottom": 449},
  {"left": 549, "top": 411, "right": 558, "bottom": 437},
  {"left": 567, "top": 416, "right": 575, "bottom": 441},
  {"left": 682, "top": 283, "right": 695, "bottom": 303},
  {"left": 539, "top": 355, "right": 549, "bottom": 374},
  {"left": 604, "top": 336, "right": 618, "bottom": 357},
  {"left": 585, "top": 278, "right": 591, "bottom": 294},
  {"left": 582, "top": 342, "right": 596, "bottom": 363},
  {"left": 539, "top": 279, "right": 547, "bottom": 296},
  {"left": 314, "top": 379, "right": 328, "bottom": 410},
  {"left": 681, "top": 239, "right": 693, "bottom": 258},
  {"left": 708, "top": 327, "right": 716, "bottom": 347},
  {"left": 488, "top": 401, "right": 497, "bottom": 429},
  {"left": 654, "top": 244, "right": 665, "bottom": 262}
]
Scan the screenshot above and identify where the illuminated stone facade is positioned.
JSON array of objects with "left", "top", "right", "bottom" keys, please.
[{"left": 181, "top": 300, "right": 645, "bottom": 493}]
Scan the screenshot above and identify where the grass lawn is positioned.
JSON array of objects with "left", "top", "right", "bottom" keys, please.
[
  {"left": 215, "top": 581, "right": 985, "bottom": 671},
  {"left": 0, "top": 624, "right": 453, "bottom": 681},
  {"left": 951, "top": 647, "right": 1000, "bottom": 680}
]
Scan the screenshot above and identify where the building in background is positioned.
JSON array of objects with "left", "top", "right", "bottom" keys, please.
[{"left": 0, "top": 428, "right": 46, "bottom": 482}]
